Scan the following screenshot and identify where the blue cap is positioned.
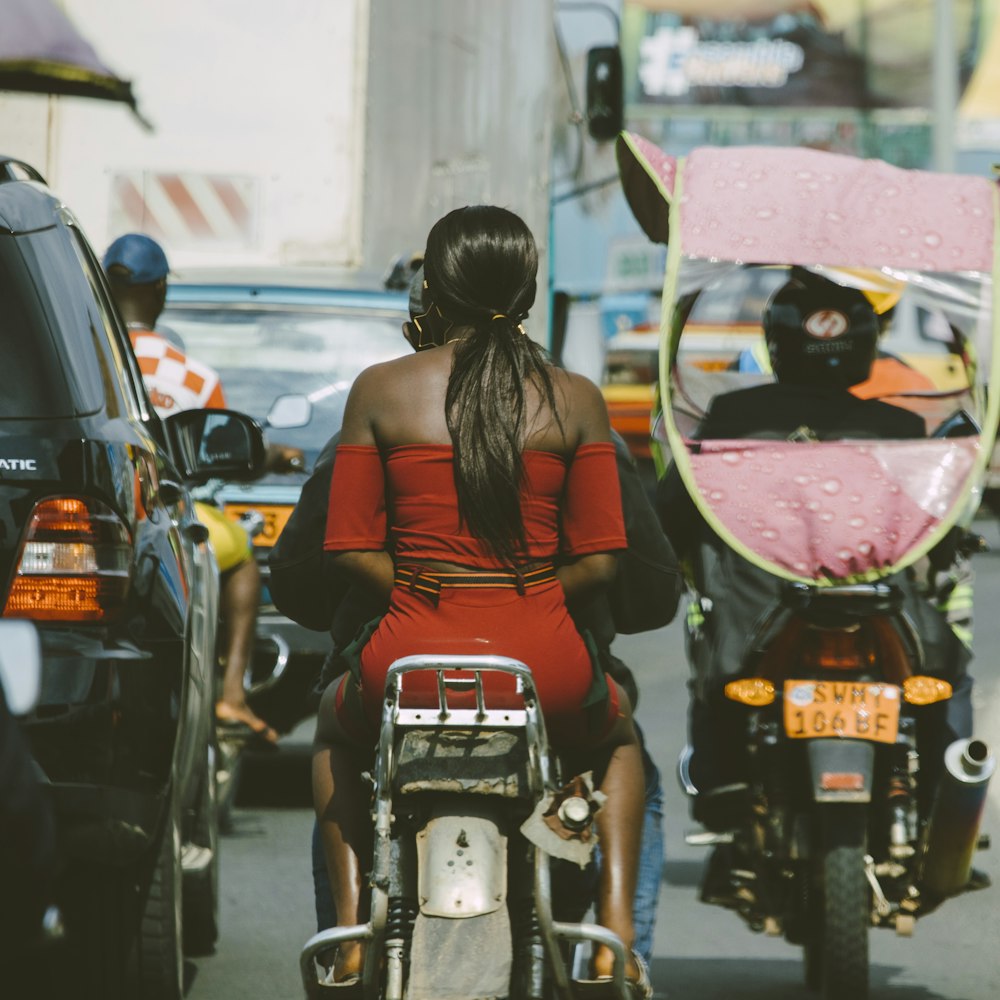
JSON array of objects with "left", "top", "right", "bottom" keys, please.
[{"left": 102, "top": 233, "right": 169, "bottom": 284}]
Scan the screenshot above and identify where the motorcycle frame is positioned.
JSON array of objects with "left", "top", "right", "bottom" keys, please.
[
  {"left": 300, "top": 654, "right": 633, "bottom": 1000},
  {"left": 704, "top": 584, "right": 951, "bottom": 929}
]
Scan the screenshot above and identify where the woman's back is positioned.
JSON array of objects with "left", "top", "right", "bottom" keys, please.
[
  {"left": 336, "top": 204, "right": 617, "bottom": 570},
  {"left": 345, "top": 341, "right": 604, "bottom": 457}
]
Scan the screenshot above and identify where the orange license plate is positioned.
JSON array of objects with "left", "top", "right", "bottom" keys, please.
[
  {"left": 784, "top": 680, "right": 900, "bottom": 744},
  {"left": 224, "top": 504, "right": 292, "bottom": 548}
]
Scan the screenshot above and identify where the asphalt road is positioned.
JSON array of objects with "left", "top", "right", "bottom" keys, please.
[{"left": 185, "top": 514, "right": 1000, "bottom": 1000}]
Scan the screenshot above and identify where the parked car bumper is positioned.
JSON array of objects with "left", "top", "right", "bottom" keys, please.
[{"left": 21, "top": 632, "right": 189, "bottom": 865}]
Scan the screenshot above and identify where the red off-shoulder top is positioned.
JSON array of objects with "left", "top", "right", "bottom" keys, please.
[{"left": 324, "top": 442, "right": 625, "bottom": 567}]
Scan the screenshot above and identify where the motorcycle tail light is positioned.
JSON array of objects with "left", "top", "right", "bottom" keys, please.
[
  {"left": 724, "top": 677, "right": 776, "bottom": 706},
  {"left": 903, "top": 675, "right": 953, "bottom": 705},
  {"left": 808, "top": 627, "right": 871, "bottom": 671},
  {"left": 4, "top": 497, "right": 132, "bottom": 622}
]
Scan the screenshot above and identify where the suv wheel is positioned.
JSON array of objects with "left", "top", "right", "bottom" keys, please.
[
  {"left": 135, "top": 785, "right": 184, "bottom": 1000},
  {"left": 183, "top": 741, "right": 220, "bottom": 955}
]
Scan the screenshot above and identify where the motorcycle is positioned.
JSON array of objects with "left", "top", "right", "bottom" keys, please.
[
  {"left": 676, "top": 577, "right": 994, "bottom": 997},
  {"left": 299, "top": 654, "right": 640, "bottom": 1000},
  {"left": 615, "top": 133, "right": 1000, "bottom": 998}
]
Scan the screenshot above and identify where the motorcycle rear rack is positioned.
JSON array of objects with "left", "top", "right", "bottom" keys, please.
[{"left": 300, "top": 654, "right": 636, "bottom": 1000}]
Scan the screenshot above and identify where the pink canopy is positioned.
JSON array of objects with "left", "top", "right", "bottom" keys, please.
[
  {"left": 689, "top": 438, "right": 980, "bottom": 580},
  {"left": 617, "top": 134, "right": 996, "bottom": 271}
]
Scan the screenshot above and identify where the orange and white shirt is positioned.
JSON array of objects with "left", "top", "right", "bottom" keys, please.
[{"left": 129, "top": 327, "right": 227, "bottom": 417}]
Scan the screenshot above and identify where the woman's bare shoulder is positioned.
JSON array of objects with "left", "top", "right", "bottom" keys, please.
[
  {"left": 551, "top": 367, "right": 609, "bottom": 414},
  {"left": 529, "top": 367, "right": 611, "bottom": 450},
  {"left": 351, "top": 352, "right": 441, "bottom": 396}
]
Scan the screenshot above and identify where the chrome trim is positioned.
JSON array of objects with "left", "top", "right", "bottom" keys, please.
[
  {"left": 677, "top": 743, "right": 699, "bottom": 797},
  {"left": 244, "top": 632, "right": 289, "bottom": 696},
  {"left": 299, "top": 925, "right": 373, "bottom": 994}
]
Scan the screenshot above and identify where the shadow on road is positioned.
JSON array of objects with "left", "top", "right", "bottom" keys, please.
[
  {"left": 235, "top": 740, "right": 313, "bottom": 810},
  {"left": 662, "top": 858, "right": 706, "bottom": 888},
  {"left": 649, "top": 957, "right": 952, "bottom": 1000}
]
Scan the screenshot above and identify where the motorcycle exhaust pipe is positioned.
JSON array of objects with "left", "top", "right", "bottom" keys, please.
[{"left": 920, "top": 738, "right": 995, "bottom": 899}]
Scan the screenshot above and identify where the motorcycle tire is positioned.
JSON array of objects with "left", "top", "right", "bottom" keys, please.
[{"left": 820, "top": 841, "right": 869, "bottom": 1000}]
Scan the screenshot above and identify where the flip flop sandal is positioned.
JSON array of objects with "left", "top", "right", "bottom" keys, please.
[
  {"left": 307, "top": 974, "right": 362, "bottom": 998},
  {"left": 574, "top": 950, "right": 654, "bottom": 1000},
  {"left": 215, "top": 702, "right": 280, "bottom": 749}
]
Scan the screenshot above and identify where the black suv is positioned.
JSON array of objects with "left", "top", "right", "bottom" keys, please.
[{"left": 0, "top": 159, "right": 263, "bottom": 998}]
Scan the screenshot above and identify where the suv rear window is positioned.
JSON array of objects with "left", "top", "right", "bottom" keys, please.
[{"left": 0, "top": 235, "right": 77, "bottom": 418}]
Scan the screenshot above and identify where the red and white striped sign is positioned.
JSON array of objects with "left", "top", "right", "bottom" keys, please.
[{"left": 109, "top": 172, "right": 258, "bottom": 248}]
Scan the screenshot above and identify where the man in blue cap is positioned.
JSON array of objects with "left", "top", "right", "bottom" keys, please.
[{"left": 103, "top": 233, "right": 281, "bottom": 745}]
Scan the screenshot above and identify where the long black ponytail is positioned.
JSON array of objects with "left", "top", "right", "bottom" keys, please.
[{"left": 423, "top": 206, "right": 559, "bottom": 566}]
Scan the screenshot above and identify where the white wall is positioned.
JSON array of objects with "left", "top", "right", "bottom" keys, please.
[{"left": 0, "top": 0, "right": 368, "bottom": 267}]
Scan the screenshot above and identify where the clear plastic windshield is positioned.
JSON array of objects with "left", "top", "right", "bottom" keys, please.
[{"left": 656, "top": 259, "right": 995, "bottom": 583}]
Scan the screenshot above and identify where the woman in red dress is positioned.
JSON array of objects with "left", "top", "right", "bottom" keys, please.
[{"left": 314, "top": 206, "right": 646, "bottom": 988}]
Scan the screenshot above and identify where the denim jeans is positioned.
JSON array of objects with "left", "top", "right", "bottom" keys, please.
[
  {"left": 632, "top": 742, "right": 664, "bottom": 966},
  {"left": 312, "top": 735, "right": 665, "bottom": 967}
]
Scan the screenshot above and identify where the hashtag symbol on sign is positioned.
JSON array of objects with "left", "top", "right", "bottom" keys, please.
[{"left": 638, "top": 26, "right": 698, "bottom": 99}]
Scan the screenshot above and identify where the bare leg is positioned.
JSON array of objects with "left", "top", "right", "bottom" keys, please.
[
  {"left": 216, "top": 558, "right": 276, "bottom": 742},
  {"left": 592, "top": 721, "right": 643, "bottom": 978},
  {"left": 564, "top": 683, "right": 644, "bottom": 980},
  {"left": 312, "top": 681, "right": 371, "bottom": 981}
]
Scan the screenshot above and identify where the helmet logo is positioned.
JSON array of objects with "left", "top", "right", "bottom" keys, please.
[{"left": 804, "top": 310, "right": 848, "bottom": 339}]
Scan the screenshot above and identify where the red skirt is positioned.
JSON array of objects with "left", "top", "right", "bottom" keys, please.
[{"left": 337, "top": 578, "right": 616, "bottom": 748}]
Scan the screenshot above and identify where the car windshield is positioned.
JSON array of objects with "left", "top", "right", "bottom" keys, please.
[{"left": 160, "top": 302, "right": 409, "bottom": 467}]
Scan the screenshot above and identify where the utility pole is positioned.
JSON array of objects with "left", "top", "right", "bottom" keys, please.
[{"left": 932, "top": 0, "right": 957, "bottom": 172}]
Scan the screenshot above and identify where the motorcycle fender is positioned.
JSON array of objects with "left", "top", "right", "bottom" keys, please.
[
  {"left": 416, "top": 813, "right": 507, "bottom": 918},
  {"left": 807, "top": 740, "right": 875, "bottom": 803}
]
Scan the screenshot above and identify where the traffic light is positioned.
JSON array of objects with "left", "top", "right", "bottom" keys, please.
[{"left": 585, "top": 45, "right": 623, "bottom": 142}]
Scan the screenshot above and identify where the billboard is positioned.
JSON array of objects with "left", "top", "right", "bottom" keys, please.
[{"left": 623, "top": 0, "right": 985, "bottom": 110}]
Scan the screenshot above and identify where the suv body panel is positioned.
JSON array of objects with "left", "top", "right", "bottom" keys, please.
[{"left": 0, "top": 173, "right": 218, "bottom": 868}]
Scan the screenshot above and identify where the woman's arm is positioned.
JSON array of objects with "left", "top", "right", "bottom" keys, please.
[
  {"left": 325, "top": 366, "right": 394, "bottom": 599},
  {"left": 329, "top": 549, "right": 395, "bottom": 604},
  {"left": 557, "top": 552, "right": 618, "bottom": 608},
  {"left": 556, "top": 374, "right": 627, "bottom": 605}
]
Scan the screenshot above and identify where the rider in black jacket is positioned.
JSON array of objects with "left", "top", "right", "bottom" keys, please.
[{"left": 657, "top": 272, "right": 973, "bottom": 828}]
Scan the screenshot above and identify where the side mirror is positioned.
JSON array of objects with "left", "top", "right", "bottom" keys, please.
[
  {"left": 0, "top": 621, "right": 41, "bottom": 715},
  {"left": 164, "top": 408, "right": 267, "bottom": 484},
  {"left": 585, "top": 45, "right": 624, "bottom": 142},
  {"left": 266, "top": 394, "right": 312, "bottom": 429}
]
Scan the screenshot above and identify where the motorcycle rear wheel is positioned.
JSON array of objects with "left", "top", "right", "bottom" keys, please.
[{"left": 819, "top": 840, "right": 869, "bottom": 1000}]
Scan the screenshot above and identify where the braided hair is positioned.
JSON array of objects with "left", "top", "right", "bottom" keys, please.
[{"left": 423, "top": 206, "right": 559, "bottom": 566}]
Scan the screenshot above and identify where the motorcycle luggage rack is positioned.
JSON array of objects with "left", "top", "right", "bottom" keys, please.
[
  {"left": 783, "top": 581, "right": 904, "bottom": 618},
  {"left": 300, "top": 654, "right": 636, "bottom": 1000},
  {"left": 389, "top": 655, "right": 532, "bottom": 729}
]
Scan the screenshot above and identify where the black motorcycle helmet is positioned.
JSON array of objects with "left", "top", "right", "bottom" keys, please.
[{"left": 763, "top": 272, "right": 879, "bottom": 389}]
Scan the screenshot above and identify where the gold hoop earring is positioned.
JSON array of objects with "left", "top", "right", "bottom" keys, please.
[{"left": 411, "top": 302, "right": 453, "bottom": 349}]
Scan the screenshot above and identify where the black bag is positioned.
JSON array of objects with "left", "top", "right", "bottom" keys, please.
[
  {"left": 268, "top": 437, "right": 347, "bottom": 632},
  {"left": 605, "top": 435, "right": 683, "bottom": 634}
]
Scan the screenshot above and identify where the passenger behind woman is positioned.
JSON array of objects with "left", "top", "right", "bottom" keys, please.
[{"left": 314, "top": 206, "right": 648, "bottom": 991}]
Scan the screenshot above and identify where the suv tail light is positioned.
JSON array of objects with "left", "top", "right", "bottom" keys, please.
[{"left": 4, "top": 497, "right": 132, "bottom": 622}]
